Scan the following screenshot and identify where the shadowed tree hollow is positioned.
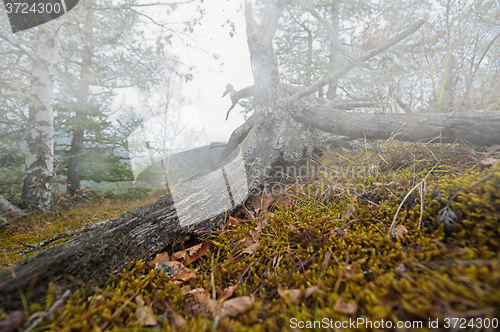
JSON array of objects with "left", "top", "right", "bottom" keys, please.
[{"left": 2, "top": 0, "right": 500, "bottom": 309}]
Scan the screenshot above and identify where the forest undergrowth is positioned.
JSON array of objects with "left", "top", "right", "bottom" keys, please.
[{"left": 1, "top": 141, "right": 500, "bottom": 331}]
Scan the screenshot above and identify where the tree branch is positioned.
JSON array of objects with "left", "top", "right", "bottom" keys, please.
[
  {"left": 292, "top": 0, "right": 369, "bottom": 69},
  {"left": 0, "top": 33, "right": 39, "bottom": 64},
  {"left": 285, "top": 19, "right": 426, "bottom": 102}
]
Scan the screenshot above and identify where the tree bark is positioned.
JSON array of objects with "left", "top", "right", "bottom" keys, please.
[
  {"left": 0, "top": 194, "right": 27, "bottom": 218},
  {"left": 21, "top": 20, "right": 62, "bottom": 210},
  {"left": 294, "top": 107, "right": 500, "bottom": 146},
  {"left": 66, "top": 0, "right": 94, "bottom": 197},
  {"left": 0, "top": 193, "right": 225, "bottom": 310}
]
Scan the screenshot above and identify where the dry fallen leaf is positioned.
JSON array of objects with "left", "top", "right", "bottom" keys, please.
[
  {"left": 480, "top": 157, "right": 498, "bottom": 166},
  {"left": 172, "top": 242, "right": 209, "bottom": 266},
  {"left": 241, "top": 241, "right": 260, "bottom": 255},
  {"left": 169, "top": 310, "right": 186, "bottom": 330},
  {"left": 219, "top": 284, "right": 239, "bottom": 302},
  {"left": 274, "top": 194, "right": 292, "bottom": 207},
  {"left": 341, "top": 202, "right": 356, "bottom": 220},
  {"left": 289, "top": 224, "right": 300, "bottom": 234},
  {"left": 251, "top": 188, "right": 274, "bottom": 212},
  {"left": 343, "top": 261, "right": 362, "bottom": 278},
  {"left": 250, "top": 226, "right": 261, "bottom": 241},
  {"left": 146, "top": 252, "right": 170, "bottom": 268},
  {"left": 135, "top": 294, "right": 157, "bottom": 327},
  {"left": 398, "top": 177, "right": 411, "bottom": 189},
  {"left": 333, "top": 297, "right": 358, "bottom": 314},
  {"left": 0, "top": 310, "right": 25, "bottom": 332},
  {"left": 228, "top": 215, "right": 244, "bottom": 227},
  {"left": 186, "top": 242, "right": 209, "bottom": 264},
  {"left": 184, "top": 288, "right": 207, "bottom": 297},
  {"left": 395, "top": 224, "right": 408, "bottom": 240},
  {"left": 220, "top": 296, "right": 255, "bottom": 317},
  {"left": 278, "top": 286, "right": 319, "bottom": 305},
  {"left": 237, "top": 238, "right": 255, "bottom": 248},
  {"left": 287, "top": 183, "right": 305, "bottom": 197},
  {"left": 159, "top": 261, "right": 197, "bottom": 284},
  {"left": 186, "top": 288, "right": 254, "bottom": 319}
]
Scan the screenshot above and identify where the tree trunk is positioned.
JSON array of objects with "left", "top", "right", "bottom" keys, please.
[
  {"left": 66, "top": 0, "right": 94, "bottom": 197},
  {"left": 21, "top": 21, "right": 62, "bottom": 210},
  {"left": 0, "top": 194, "right": 27, "bottom": 218},
  {"left": 326, "top": 1, "right": 340, "bottom": 100}
]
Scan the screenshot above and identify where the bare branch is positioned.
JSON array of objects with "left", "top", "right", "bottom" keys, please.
[
  {"left": 0, "top": 33, "right": 39, "bottom": 64},
  {"left": 285, "top": 19, "right": 426, "bottom": 102},
  {"left": 292, "top": 0, "right": 369, "bottom": 69}
]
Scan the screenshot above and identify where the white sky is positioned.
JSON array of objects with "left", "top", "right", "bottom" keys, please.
[
  {"left": 180, "top": 1, "right": 254, "bottom": 142},
  {"left": 113, "top": 0, "right": 255, "bottom": 144}
]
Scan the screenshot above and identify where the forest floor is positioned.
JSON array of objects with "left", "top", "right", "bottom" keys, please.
[{"left": 1, "top": 141, "right": 500, "bottom": 331}]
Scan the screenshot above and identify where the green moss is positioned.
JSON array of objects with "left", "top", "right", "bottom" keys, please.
[{"left": 2, "top": 142, "right": 500, "bottom": 331}]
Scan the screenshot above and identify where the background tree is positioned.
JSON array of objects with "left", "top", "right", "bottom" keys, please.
[
  {"left": 58, "top": 0, "right": 169, "bottom": 197},
  {"left": 0, "top": 13, "right": 62, "bottom": 210}
]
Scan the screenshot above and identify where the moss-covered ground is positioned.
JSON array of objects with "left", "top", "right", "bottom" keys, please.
[{"left": 1, "top": 141, "right": 500, "bottom": 331}]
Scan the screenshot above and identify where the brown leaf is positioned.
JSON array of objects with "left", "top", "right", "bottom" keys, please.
[
  {"left": 0, "top": 310, "right": 25, "bottom": 332},
  {"left": 341, "top": 202, "right": 356, "bottom": 220},
  {"left": 251, "top": 188, "right": 274, "bottom": 212},
  {"left": 185, "top": 242, "right": 209, "bottom": 265},
  {"left": 480, "top": 157, "right": 498, "bottom": 166},
  {"left": 146, "top": 252, "right": 170, "bottom": 268},
  {"left": 220, "top": 296, "right": 255, "bottom": 317},
  {"left": 278, "top": 286, "right": 319, "bottom": 305},
  {"left": 159, "top": 261, "right": 197, "bottom": 284},
  {"left": 333, "top": 297, "right": 358, "bottom": 314},
  {"left": 287, "top": 183, "right": 305, "bottom": 197},
  {"left": 172, "top": 251, "right": 187, "bottom": 263},
  {"left": 241, "top": 241, "right": 260, "bottom": 255},
  {"left": 343, "top": 262, "right": 362, "bottom": 278},
  {"left": 172, "top": 242, "right": 209, "bottom": 266},
  {"left": 250, "top": 226, "right": 261, "bottom": 241},
  {"left": 289, "top": 224, "right": 300, "bottom": 234},
  {"left": 398, "top": 177, "right": 411, "bottom": 189},
  {"left": 219, "top": 284, "right": 239, "bottom": 302},
  {"left": 274, "top": 194, "right": 291, "bottom": 207},
  {"left": 184, "top": 288, "right": 207, "bottom": 297},
  {"left": 169, "top": 310, "right": 186, "bottom": 330},
  {"left": 228, "top": 215, "right": 243, "bottom": 226},
  {"left": 237, "top": 238, "right": 255, "bottom": 248},
  {"left": 135, "top": 295, "right": 157, "bottom": 326},
  {"left": 395, "top": 224, "right": 408, "bottom": 240}
]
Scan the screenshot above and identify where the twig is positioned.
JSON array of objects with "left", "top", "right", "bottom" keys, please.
[
  {"left": 24, "top": 290, "right": 71, "bottom": 332},
  {"left": 389, "top": 162, "right": 439, "bottom": 235},
  {"left": 20, "top": 218, "right": 114, "bottom": 254}
]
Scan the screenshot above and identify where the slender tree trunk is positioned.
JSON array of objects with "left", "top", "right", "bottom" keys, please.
[
  {"left": 21, "top": 20, "right": 62, "bottom": 210},
  {"left": 66, "top": 0, "right": 94, "bottom": 197},
  {"left": 326, "top": 1, "right": 339, "bottom": 100}
]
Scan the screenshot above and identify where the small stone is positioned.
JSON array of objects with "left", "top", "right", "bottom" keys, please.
[{"left": 156, "top": 263, "right": 174, "bottom": 277}]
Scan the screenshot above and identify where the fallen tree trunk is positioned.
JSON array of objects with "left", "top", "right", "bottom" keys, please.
[
  {"left": 294, "top": 108, "right": 500, "bottom": 146},
  {"left": 0, "top": 155, "right": 247, "bottom": 310},
  {"left": 0, "top": 195, "right": 27, "bottom": 218},
  {"left": 0, "top": 194, "right": 230, "bottom": 310}
]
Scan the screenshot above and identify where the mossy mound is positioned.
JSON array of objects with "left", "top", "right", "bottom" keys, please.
[{"left": 2, "top": 142, "right": 500, "bottom": 331}]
